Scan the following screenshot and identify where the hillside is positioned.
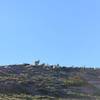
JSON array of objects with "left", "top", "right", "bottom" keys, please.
[{"left": 0, "top": 63, "right": 99, "bottom": 100}]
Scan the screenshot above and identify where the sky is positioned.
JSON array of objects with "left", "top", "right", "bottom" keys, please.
[{"left": 0, "top": 0, "right": 99, "bottom": 67}]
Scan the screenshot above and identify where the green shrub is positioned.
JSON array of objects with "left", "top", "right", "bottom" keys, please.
[{"left": 64, "top": 77, "right": 86, "bottom": 86}]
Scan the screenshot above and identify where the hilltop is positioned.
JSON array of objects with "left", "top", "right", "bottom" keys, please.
[{"left": 0, "top": 62, "right": 100, "bottom": 100}]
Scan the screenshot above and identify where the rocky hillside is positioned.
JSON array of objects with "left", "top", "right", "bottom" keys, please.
[{"left": 0, "top": 63, "right": 100, "bottom": 100}]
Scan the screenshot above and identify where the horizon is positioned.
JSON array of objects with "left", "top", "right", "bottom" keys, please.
[
  {"left": 0, "top": 0, "right": 100, "bottom": 67},
  {"left": 0, "top": 61, "right": 99, "bottom": 68}
]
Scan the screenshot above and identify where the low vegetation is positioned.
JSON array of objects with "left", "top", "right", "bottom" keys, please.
[{"left": 0, "top": 62, "right": 99, "bottom": 100}]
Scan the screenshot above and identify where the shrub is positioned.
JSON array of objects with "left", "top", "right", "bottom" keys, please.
[{"left": 64, "top": 76, "right": 86, "bottom": 86}]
